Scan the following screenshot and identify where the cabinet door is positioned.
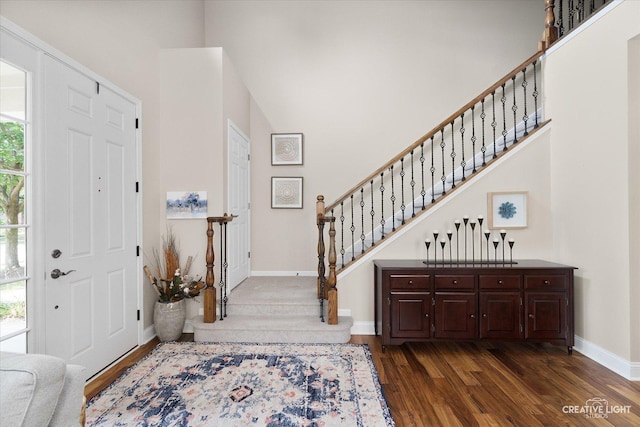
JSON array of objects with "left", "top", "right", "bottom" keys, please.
[
  {"left": 480, "top": 292, "right": 522, "bottom": 339},
  {"left": 525, "top": 292, "right": 566, "bottom": 340},
  {"left": 434, "top": 293, "right": 477, "bottom": 339},
  {"left": 390, "top": 292, "right": 431, "bottom": 339}
]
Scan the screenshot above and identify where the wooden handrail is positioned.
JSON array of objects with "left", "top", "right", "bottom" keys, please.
[
  {"left": 203, "top": 214, "right": 234, "bottom": 323},
  {"left": 324, "top": 50, "right": 544, "bottom": 214}
]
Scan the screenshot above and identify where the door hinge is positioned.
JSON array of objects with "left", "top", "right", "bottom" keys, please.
[
  {"left": 135, "top": 118, "right": 139, "bottom": 129},
  {"left": 137, "top": 310, "right": 140, "bottom": 321},
  {"left": 247, "top": 154, "right": 250, "bottom": 161},
  {"left": 432, "top": 298, "right": 436, "bottom": 306},
  {"left": 96, "top": 81, "right": 100, "bottom": 94},
  {"left": 248, "top": 202, "right": 251, "bottom": 209},
  {"left": 248, "top": 251, "right": 251, "bottom": 259},
  {"left": 387, "top": 297, "right": 391, "bottom": 306},
  {"left": 520, "top": 297, "right": 523, "bottom": 306},
  {"left": 431, "top": 324, "right": 435, "bottom": 333},
  {"left": 137, "top": 246, "right": 141, "bottom": 256},
  {"left": 135, "top": 182, "right": 139, "bottom": 193}
]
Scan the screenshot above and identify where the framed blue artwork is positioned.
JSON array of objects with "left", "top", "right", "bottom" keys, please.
[{"left": 488, "top": 192, "right": 527, "bottom": 229}]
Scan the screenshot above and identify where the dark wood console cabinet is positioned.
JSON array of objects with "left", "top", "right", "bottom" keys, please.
[{"left": 374, "top": 259, "right": 575, "bottom": 353}]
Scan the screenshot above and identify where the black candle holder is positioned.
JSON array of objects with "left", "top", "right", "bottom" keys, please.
[
  {"left": 440, "top": 240, "right": 446, "bottom": 267},
  {"left": 424, "top": 239, "right": 431, "bottom": 265},
  {"left": 454, "top": 220, "right": 461, "bottom": 263},
  {"left": 478, "top": 216, "right": 484, "bottom": 263},
  {"left": 433, "top": 231, "right": 439, "bottom": 265},
  {"left": 463, "top": 216, "right": 469, "bottom": 262},
  {"left": 509, "top": 239, "right": 515, "bottom": 264},
  {"left": 447, "top": 231, "right": 453, "bottom": 263},
  {"left": 469, "top": 221, "right": 476, "bottom": 263},
  {"left": 500, "top": 230, "right": 507, "bottom": 263},
  {"left": 484, "top": 230, "right": 491, "bottom": 263},
  {"left": 493, "top": 239, "right": 499, "bottom": 262}
]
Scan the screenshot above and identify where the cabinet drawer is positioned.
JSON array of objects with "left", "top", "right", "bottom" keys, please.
[
  {"left": 389, "top": 274, "right": 430, "bottom": 290},
  {"left": 479, "top": 275, "right": 521, "bottom": 290},
  {"left": 435, "top": 275, "right": 475, "bottom": 290},
  {"left": 524, "top": 275, "right": 566, "bottom": 290}
]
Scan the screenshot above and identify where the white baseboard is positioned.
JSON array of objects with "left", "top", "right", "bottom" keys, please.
[
  {"left": 251, "top": 270, "right": 317, "bottom": 277},
  {"left": 143, "top": 325, "right": 156, "bottom": 344},
  {"left": 574, "top": 335, "right": 639, "bottom": 381},
  {"left": 351, "top": 321, "right": 375, "bottom": 335}
]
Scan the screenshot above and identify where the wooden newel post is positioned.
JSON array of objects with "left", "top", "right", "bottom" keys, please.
[
  {"left": 327, "top": 217, "right": 338, "bottom": 324},
  {"left": 539, "top": 0, "right": 558, "bottom": 51},
  {"left": 204, "top": 218, "right": 216, "bottom": 323}
]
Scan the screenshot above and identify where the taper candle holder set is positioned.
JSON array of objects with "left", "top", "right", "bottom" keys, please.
[{"left": 424, "top": 216, "right": 516, "bottom": 266}]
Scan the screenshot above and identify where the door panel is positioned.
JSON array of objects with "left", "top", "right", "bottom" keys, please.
[
  {"left": 228, "top": 123, "right": 250, "bottom": 291},
  {"left": 44, "top": 56, "right": 137, "bottom": 378}
]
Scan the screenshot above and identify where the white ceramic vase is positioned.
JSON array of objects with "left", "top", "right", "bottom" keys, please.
[{"left": 154, "top": 299, "right": 186, "bottom": 342}]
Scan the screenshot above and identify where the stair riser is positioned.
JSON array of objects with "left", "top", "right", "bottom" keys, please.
[
  {"left": 194, "top": 328, "right": 351, "bottom": 344},
  {"left": 226, "top": 303, "right": 321, "bottom": 317}
]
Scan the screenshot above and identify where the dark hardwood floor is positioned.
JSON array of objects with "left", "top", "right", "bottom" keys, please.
[{"left": 86, "top": 335, "right": 640, "bottom": 426}]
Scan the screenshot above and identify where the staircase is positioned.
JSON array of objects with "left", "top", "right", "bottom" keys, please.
[
  {"left": 193, "top": 0, "right": 612, "bottom": 338},
  {"left": 192, "top": 276, "right": 353, "bottom": 343}
]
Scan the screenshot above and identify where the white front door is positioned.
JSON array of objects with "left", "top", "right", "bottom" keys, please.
[
  {"left": 43, "top": 56, "right": 138, "bottom": 378},
  {"left": 227, "top": 122, "right": 250, "bottom": 291}
]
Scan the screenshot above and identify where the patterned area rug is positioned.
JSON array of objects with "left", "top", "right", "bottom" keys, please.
[{"left": 87, "top": 342, "right": 395, "bottom": 426}]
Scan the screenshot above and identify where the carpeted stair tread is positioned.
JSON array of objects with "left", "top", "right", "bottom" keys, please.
[{"left": 191, "top": 276, "right": 353, "bottom": 344}]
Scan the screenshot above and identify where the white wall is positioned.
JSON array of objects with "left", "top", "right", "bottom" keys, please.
[
  {"left": 544, "top": 1, "right": 639, "bottom": 369},
  {"left": 204, "top": 0, "right": 544, "bottom": 273}
]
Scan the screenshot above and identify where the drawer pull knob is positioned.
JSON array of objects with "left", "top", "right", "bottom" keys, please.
[
  {"left": 470, "top": 314, "right": 475, "bottom": 318},
  {"left": 482, "top": 313, "right": 487, "bottom": 318},
  {"left": 425, "top": 313, "right": 429, "bottom": 318},
  {"left": 529, "top": 314, "right": 535, "bottom": 318},
  {"left": 544, "top": 280, "right": 550, "bottom": 285},
  {"left": 453, "top": 280, "right": 458, "bottom": 284},
  {"left": 498, "top": 280, "right": 503, "bottom": 285},
  {"left": 408, "top": 280, "right": 413, "bottom": 285}
]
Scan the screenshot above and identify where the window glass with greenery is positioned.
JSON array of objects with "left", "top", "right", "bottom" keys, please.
[{"left": 1, "top": 61, "right": 28, "bottom": 352}]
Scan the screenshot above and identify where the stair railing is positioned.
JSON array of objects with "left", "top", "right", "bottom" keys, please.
[
  {"left": 316, "top": 196, "right": 338, "bottom": 324},
  {"left": 319, "top": 50, "right": 547, "bottom": 274},
  {"left": 204, "top": 214, "right": 234, "bottom": 323},
  {"left": 540, "top": 0, "right": 613, "bottom": 50}
]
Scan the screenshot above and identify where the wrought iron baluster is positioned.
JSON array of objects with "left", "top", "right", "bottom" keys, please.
[
  {"left": 512, "top": 75, "right": 518, "bottom": 144},
  {"left": 370, "top": 180, "right": 375, "bottom": 246},
  {"left": 471, "top": 106, "right": 477, "bottom": 173},
  {"left": 219, "top": 222, "right": 224, "bottom": 321},
  {"left": 223, "top": 221, "right": 228, "bottom": 318},
  {"left": 450, "top": 121, "right": 456, "bottom": 188},
  {"left": 430, "top": 136, "right": 435, "bottom": 203},
  {"left": 410, "top": 150, "right": 416, "bottom": 217},
  {"left": 559, "top": 0, "right": 565, "bottom": 37},
  {"left": 339, "top": 205, "right": 345, "bottom": 268},
  {"left": 390, "top": 165, "right": 396, "bottom": 231},
  {"left": 360, "top": 188, "right": 365, "bottom": 254},
  {"left": 350, "top": 195, "right": 355, "bottom": 261},
  {"left": 460, "top": 113, "right": 466, "bottom": 181},
  {"left": 481, "top": 99, "right": 487, "bottom": 166},
  {"left": 569, "top": 0, "right": 575, "bottom": 31},
  {"left": 420, "top": 143, "right": 426, "bottom": 210},
  {"left": 380, "top": 172, "right": 385, "bottom": 239},
  {"left": 501, "top": 83, "right": 508, "bottom": 152},
  {"left": 533, "top": 61, "right": 539, "bottom": 128},
  {"left": 522, "top": 68, "right": 529, "bottom": 136},
  {"left": 400, "top": 158, "right": 406, "bottom": 225},
  {"left": 491, "top": 91, "right": 498, "bottom": 159},
  {"left": 440, "top": 129, "right": 446, "bottom": 196}
]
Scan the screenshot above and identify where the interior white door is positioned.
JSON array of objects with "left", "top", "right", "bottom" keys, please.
[
  {"left": 44, "top": 56, "right": 138, "bottom": 378},
  {"left": 227, "top": 122, "right": 250, "bottom": 291}
]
